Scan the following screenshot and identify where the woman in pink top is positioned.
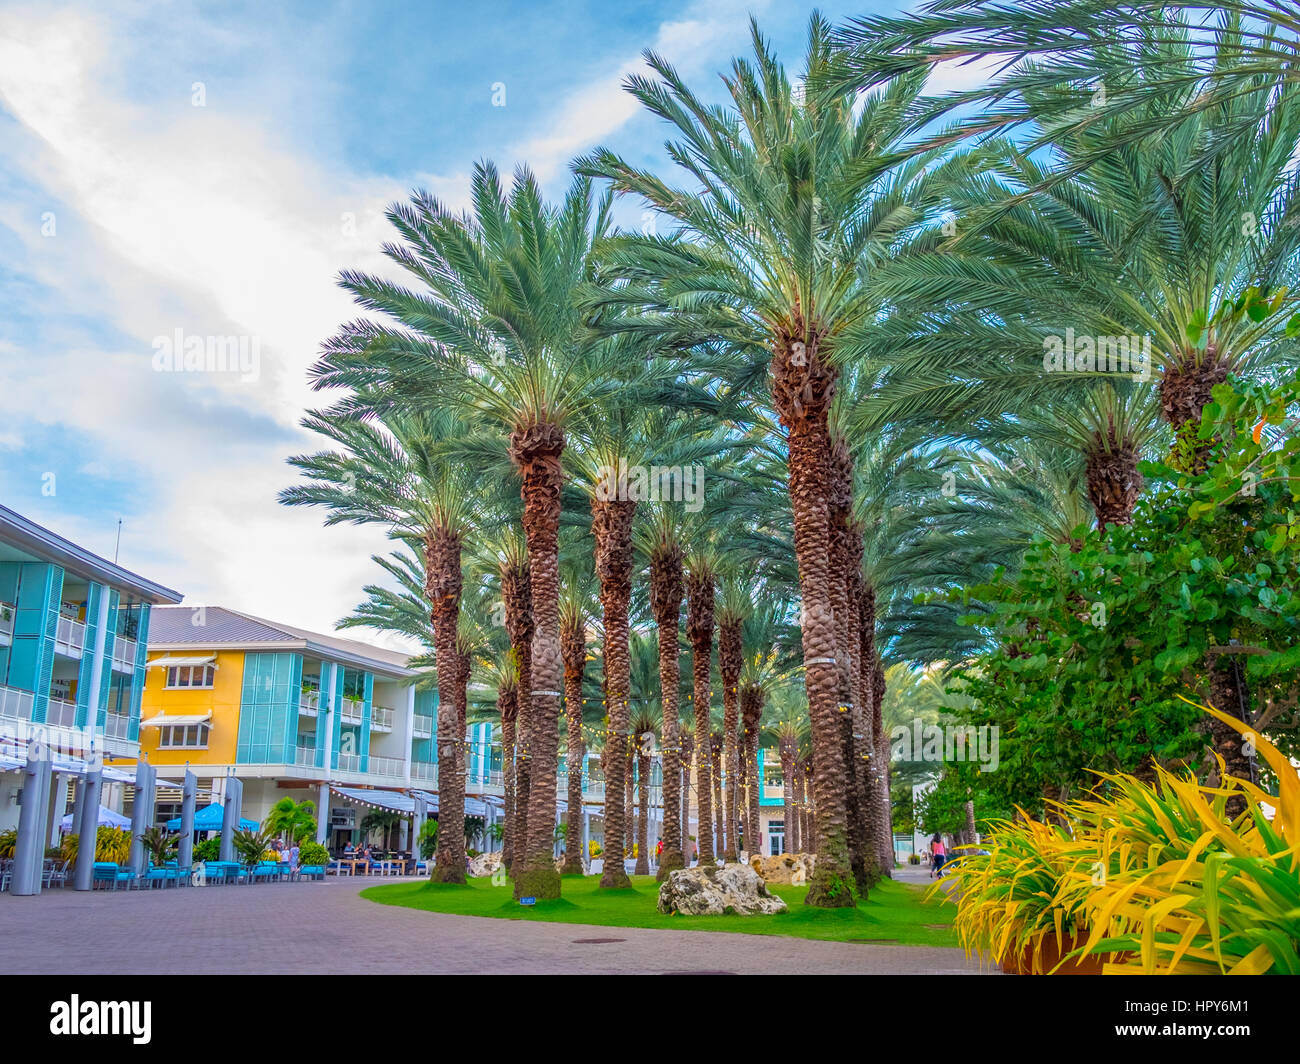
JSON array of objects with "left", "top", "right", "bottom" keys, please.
[{"left": 929, "top": 835, "right": 947, "bottom": 878}]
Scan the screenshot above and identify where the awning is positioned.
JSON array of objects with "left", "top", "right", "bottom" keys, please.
[
  {"left": 406, "top": 789, "right": 498, "bottom": 818},
  {"left": 0, "top": 742, "right": 135, "bottom": 781},
  {"left": 61, "top": 804, "right": 131, "bottom": 831},
  {"left": 140, "top": 712, "right": 212, "bottom": 728},
  {"left": 147, "top": 655, "right": 216, "bottom": 668},
  {"left": 165, "top": 802, "right": 257, "bottom": 832},
  {"left": 331, "top": 785, "right": 415, "bottom": 814}
]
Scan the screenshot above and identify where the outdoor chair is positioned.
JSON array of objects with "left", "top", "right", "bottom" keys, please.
[
  {"left": 327, "top": 860, "right": 352, "bottom": 876},
  {"left": 166, "top": 863, "right": 190, "bottom": 887},
  {"left": 0, "top": 859, "right": 11, "bottom": 892},
  {"left": 42, "top": 859, "right": 70, "bottom": 888},
  {"left": 144, "top": 865, "right": 170, "bottom": 889},
  {"left": 371, "top": 858, "right": 394, "bottom": 876},
  {"left": 92, "top": 862, "right": 139, "bottom": 890},
  {"left": 298, "top": 865, "right": 326, "bottom": 881}
]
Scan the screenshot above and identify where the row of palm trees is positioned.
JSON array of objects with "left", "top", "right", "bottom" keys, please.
[{"left": 285, "top": 5, "right": 1300, "bottom": 907}]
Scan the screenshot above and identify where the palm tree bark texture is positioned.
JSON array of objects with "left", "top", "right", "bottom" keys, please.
[
  {"left": 679, "top": 730, "right": 693, "bottom": 861},
  {"left": 686, "top": 568, "right": 716, "bottom": 864},
  {"left": 426, "top": 528, "right": 466, "bottom": 883},
  {"left": 509, "top": 421, "right": 565, "bottom": 900},
  {"left": 740, "top": 685, "right": 763, "bottom": 857},
  {"left": 501, "top": 558, "right": 532, "bottom": 874},
  {"left": 593, "top": 496, "right": 636, "bottom": 889},
  {"left": 719, "top": 615, "right": 743, "bottom": 862},
  {"left": 650, "top": 543, "right": 685, "bottom": 878},
  {"left": 772, "top": 330, "right": 854, "bottom": 906},
  {"left": 561, "top": 612, "right": 587, "bottom": 874}
]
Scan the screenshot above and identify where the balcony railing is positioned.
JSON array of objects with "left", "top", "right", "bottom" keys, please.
[
  {"left": 294, "top": 745, "right": 318, "bottom": 767},
  {"left": 298, "top": 690, "right": 320, "bottom": 717},
  {"left": 0, "top": 684, "right": 34, "bottom": 721},
  {"left": 411, "top": 762, "right": 438, "bottom": 785},
  {"left": 337, "top": 752, "right": 360, "bottom": 773},
  {"left": 368, "top": 754, "right": 405, "bottom": 777},
  {"left": 104, "top": 713, "right": 131, "bottom": 740},
  {"left": 55, "top": 615, "right": 86, "bottom": 657},
  {"left": 46, "top": 698, "right": 79, "bottom": 728},
  {"left": 0, "top": 603, "right": 14, "bottom": 640},
  {"left": 371, "top": 705, "right": 394, "bottom": 731},
  {"left": 112, "top": 636, "right": 138, "bottom": 672},
  {"left": 412, "top": 714, "right": 433, "bottom": 739},
  {"left": 340, "top": 699, "right": 364, "bottom": 725}
]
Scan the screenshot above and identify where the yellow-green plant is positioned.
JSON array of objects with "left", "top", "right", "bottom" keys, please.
[
  {"left": 932, "top": 815, "right": 1103, "bottom": 973},
  {"left": 60, "top": 827, "right": 133, "bottom": 864},
  {"left": 0, "top": 828, "right": 16, "bottom": 859},
  {"left": 1063, "top": 703, "right": 1299, "bottom": 974}
]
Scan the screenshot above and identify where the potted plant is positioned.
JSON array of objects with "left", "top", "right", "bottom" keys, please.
[{"left": 137, "top": 826, "right": 178, "bottom": 868}]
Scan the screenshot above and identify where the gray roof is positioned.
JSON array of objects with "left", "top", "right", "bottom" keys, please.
[
  {"left": 0, "top": 504, "right": 183, "bottom": 604},
  {"left": 148, "top": 605, "right": 417, "bottom": 678}
]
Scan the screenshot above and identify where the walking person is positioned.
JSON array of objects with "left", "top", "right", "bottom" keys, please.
[{"left": 929, "top": 833, "right": 947, "bottom": 878}]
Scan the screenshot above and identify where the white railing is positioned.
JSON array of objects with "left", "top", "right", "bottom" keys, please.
[
  {"left": 763, "top": 783, "right": 785, "bottom": 800},
  {"left": 411, "top": 762, "right": 438, "bottom": 785},
  {"left": 584, "top": 780, "right": 606, "bottom": 800},
  {"left": 367, "top": 754, "right": 405, "bottom": 777},
  {"left": 340, "top": 700, "right": 364, "bottom": 725},
  {"left": 371, "top": 705, "right": 394, "bottom": 731},
  {"left": 412, "top": 714, "right": 433, "bottom": 739},
  {"left": 112, "top": 636, "right": 137, "bottom": 672},
  {"left": 0, "top": 604, "right": 14, "bottom": 640},
  {"left": 104, "top": 713, "right": 131, "bottom": 740},
  {"left": 55, "top": 615, "right": 86, "bottom": 656},
  {"left": 298, "top": 690, "right": 320, "bottom": 717},
  {"left": 0, "top": 685, "right": 34, "bottom": 721},
  {"left": 337, "top": 752, "right": 361, "bottom": 773},
  {"left": 295, "top": 745, "right": 318, "bottom": 767},
  {"left": 46, "top": 698, "right": 79, "bottom": 728}
]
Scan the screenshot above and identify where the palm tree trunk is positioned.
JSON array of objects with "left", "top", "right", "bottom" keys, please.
[
  {"left": 679, "top": 731, "right": 694, "bottom": 862},
  {"left": 719, "top": 616, "right": 743, "bottom": 862},
  {"left": 740, "top": 686, "right": 762, "bottom": 858},
  {"left": 1160, "top": 350, "right": 1229, "bottom": 472},
  {"left": 1084, "top": 422, "right": 1142, "bottom": 527},
  {"left": 624, "top": 743, "right": 634, "bottom": 856},
  {"left": 501, "top": 558, "right": 532, "bottom": 875},
  {"left": 561, "top": 614, "right": 586, "bottom": 874},
  {"left": 774, "top": 334, "right": 852, "bottom": 906},
  {"left": 871, "top": 647, "right": 893, "bottom": 875},
  {"left": 686, "top": 569, "right": 715, "bottom": 864},
  {"left": 858, "top": 580, "right": 889, "bottom": 880},
  {"left": 710, "top": 731, "right": 725, "bottom": 855},
  {"left": 1207, "top": 652, "right": 1253, "bottom": 819},
  {"left": 426, "top": 528, "right": 466, "bottom": 884},
  {"left": 650, "top": 543, "right": 685, "bottom": 879},
  {"left": 800, "top": 755, "right": 815, "bottom": 856},
  {"left": 635, "top": 749, "right": 651, "bottom": 875},
  {"left": 499, "top": 686, "right": 518, "bottom": 871},
  {"left": 509, "top": 422, "right": 565, "bottom": 900},
  {"left": 593, "top": 496, "right": 636, "bottom": 889}
]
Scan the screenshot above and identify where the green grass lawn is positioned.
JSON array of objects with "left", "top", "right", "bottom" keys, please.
[{"left": 360, "top": 873, "right": 958, "bottom": 946}]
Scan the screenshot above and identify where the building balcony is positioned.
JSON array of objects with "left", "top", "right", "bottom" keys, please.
[
  {"left": 410, "top": 762, "right": 438, "bottom": 785},
  {"left": 0, "top": 603, "right": 14, "bottom": 644},
  {"left": 340, "top": 700, "right": 364, "bottom": 726},
  {"left": 55, "top": 615, "right": 86, "bottom": 658},
  {"left": 294, "top": 745, "right": 318, "bottom": 768},
  {"left": 371, "top": 705, "right": 394, "bottom": 732},
  {"left": 298, "top": 690, "right": 320, "bottom": 717},
  {"left": 0, "top": 684, "right": 34, "bottom": 722},
  {"left": 112, "top": 636, "right": 138, "bottom": 673},
  {"left": 412, "top": 714, "right": 433, "bottom": 739},
  {"left": 46, "top": 697, "right": 79, "bottom": 729},
  {"left": 104, "top": 713, "right": 132, "bottom": 740},
  {"left": 368, "top": 753, "right": 405, "bottom": 777}
]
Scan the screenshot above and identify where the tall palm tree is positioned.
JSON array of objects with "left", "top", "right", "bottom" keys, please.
[
  {"left": 684, "top": 548, "right": 718, "bottom": 865},
  {"left": 311, "top": 165, "right": 628, "bottom": 901},
  {"left": 716, "top": 581, "right": 749, "bottom": 862},
  {"left": 559, "top": 571, "right": 593, "bottom": 875},
  {"left": 280, "top": 406, "right": 488, "bottom": 884},
  {"left": 580, "top": 16, "right": 945, "bottom": 905}
]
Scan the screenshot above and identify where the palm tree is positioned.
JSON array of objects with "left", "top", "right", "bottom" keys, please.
[
  {"left": 580, "top": 16, "right": 942, "bottom": 905},
  {"left": 716, "top": 582, "right": 749, "bottom": 862},
  {"left": 833, "top": 3, "right": 1300, "bottom": 179},
  {"left": 281, "top": 406, "right": 486, "bottom": 884},
  {"left": 311, "top": 166, "right": 630, "bottom": 902},
  {"left": 771, "top": 706, "right": 808, "bottom": 855},
  {"left": 684, "top": 549, "right": 718, "bottom": 865},
  {"left": 559, "top": 573, "right": 592, "bottom": 875},
  {"left": 263, "top": 798, "right": 317, "bottom": 845}
]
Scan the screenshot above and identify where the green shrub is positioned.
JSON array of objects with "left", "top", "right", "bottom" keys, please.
[{"left": 298, "top": 842, "right": 329, "bottom": 866}]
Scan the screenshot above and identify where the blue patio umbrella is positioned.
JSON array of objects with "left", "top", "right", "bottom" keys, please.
[{"left": 166, "top": 801, "right": 257, "bottom": 832}]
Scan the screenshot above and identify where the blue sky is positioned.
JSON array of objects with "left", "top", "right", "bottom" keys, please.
[{"left": 0, "top": 0, "right": 987, "bottom": 646}]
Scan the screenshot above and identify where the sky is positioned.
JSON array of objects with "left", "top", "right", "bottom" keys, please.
[{"left": 0, "top": 0, "right": 991, "bottom": 651}]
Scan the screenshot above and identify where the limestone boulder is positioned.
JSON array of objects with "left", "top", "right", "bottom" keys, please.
[
  {"left": 467, "top": 852, "right": 504, "bottom": 878},
  {"left": 657, "top": 863, "right": 788, "bottom": 916},
  {"left": 748, "top": 853, "right": 816, "bottom": 885}
]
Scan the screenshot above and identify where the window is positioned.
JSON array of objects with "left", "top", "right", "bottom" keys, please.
[
  {"left": 159, "top": 723, "right": 210, "bottom": 749},
  {"left": 768, "top": 819, "right": 785, "bottom": 857},
  {"left": 165, "top": 665, "right": 215, "bottom": 689}
]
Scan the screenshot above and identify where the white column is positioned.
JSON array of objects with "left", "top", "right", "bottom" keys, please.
[
  {"left": 402, "top": 683, "right": 415, "bottom": 787},
  {"left": 84, "top": 586, "right": 111, "bottom": 722},
  {"left": 317, "top": 781, "right": 329, "bottom": 845},
  {"left": 320, "top": 662, "right": 336, "bottom": 773}
]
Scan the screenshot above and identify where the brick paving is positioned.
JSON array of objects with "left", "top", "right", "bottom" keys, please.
[{"left": 0, "top": 876, "right": 988, "bottom": 975}]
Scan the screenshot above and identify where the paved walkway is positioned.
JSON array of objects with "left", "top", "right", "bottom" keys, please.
[{"left": 0, "top": 877, "right": 987, "bottom": 975}]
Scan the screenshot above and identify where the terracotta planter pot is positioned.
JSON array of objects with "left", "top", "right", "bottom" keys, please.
[{"left": 1001, "top": 932, "right": 1111, "bottom": 975}]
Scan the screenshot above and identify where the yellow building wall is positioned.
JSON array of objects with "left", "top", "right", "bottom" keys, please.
[{"left": 138, "top": 650, "right": 245, "bottom": 766}]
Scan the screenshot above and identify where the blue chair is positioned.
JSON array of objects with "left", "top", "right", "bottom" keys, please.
[
  {"left": 144, "top": 865, "right": 170, "bottom": 889},
  {"left": 92, "top": 862, "right": 139, "bottom": 891},
  {"left": 298, "top": 865, "right": 325, "bottom": 881}
]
